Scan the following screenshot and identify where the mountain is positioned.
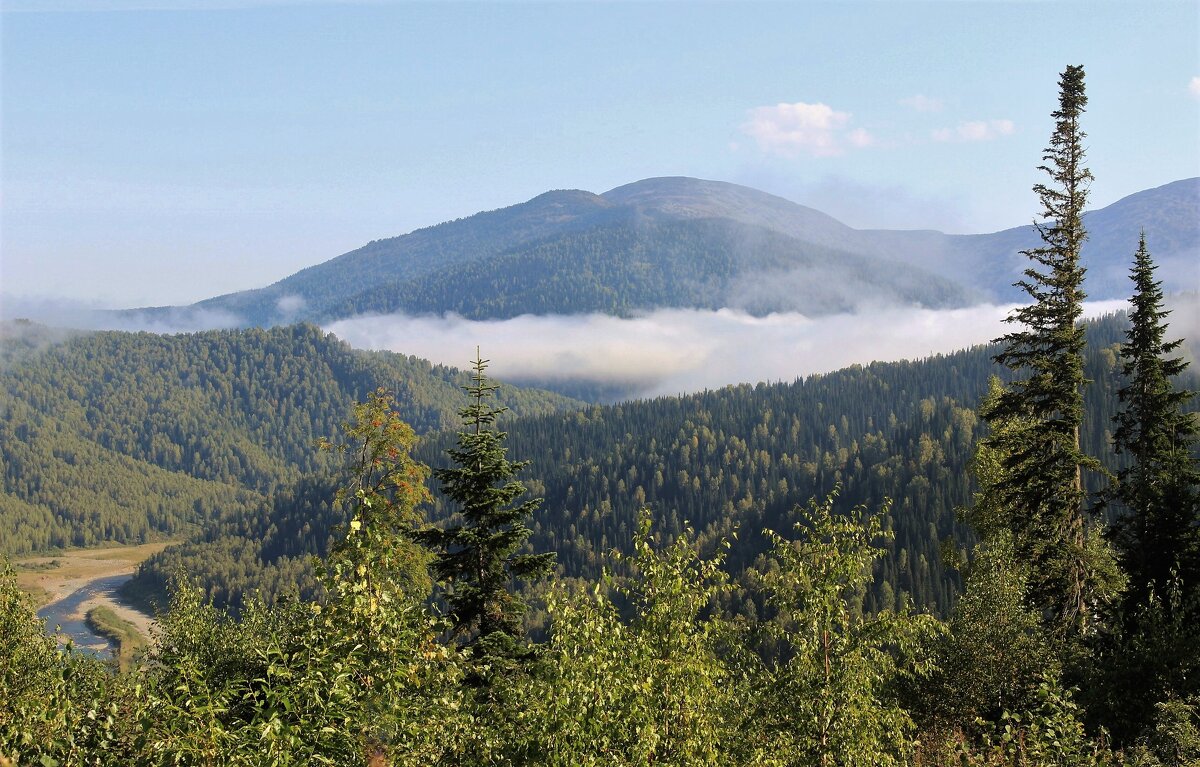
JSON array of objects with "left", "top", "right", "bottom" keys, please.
[
  {"left": 0, "top": 321, "right": 582, "bottom": 557},
  {"left": 128, "top": 176, "right": 1199, "bottom": 327}
]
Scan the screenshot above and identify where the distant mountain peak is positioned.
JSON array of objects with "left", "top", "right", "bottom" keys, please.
[
  {"left": 527, "top": 188, "right": 611, "bottom": 208},
  {"left": 130, "top": 175, "right": 1197, "bottom": 328}
]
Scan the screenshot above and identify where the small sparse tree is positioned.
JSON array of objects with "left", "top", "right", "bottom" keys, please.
[
  {"left": 526, "top": 511, "right": 737, "bottom": 766},
  {"left": 317, "top": 387, "right": 434, "bottom": 627},
  {"left": 743, "top": 490, "right": 942, "bottom": 767},
  {"left": 143, "top": 390, "right": 461, "bottom": 765}
]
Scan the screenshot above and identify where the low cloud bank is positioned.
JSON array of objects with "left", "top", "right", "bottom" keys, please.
[
  {"left": 325, "top": 301, "right": 1131, "bottom": 401},
  {"left": 12, "top": 292, "right": 1191, "bottom": 405},
  {"left": 0, "top": 295, "right": 243, "bottom": 335}
]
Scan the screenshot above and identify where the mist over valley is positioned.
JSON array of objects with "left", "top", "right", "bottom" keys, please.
[
  {"left": 4, "top": 175, "right": 1196, "bottom": 398},
  {"left": 4, "top": 1, "right": 1200, "bottom": 757}
]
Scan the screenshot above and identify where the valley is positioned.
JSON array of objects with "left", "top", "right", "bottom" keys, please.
[
  {"left": 14, "top": 541, "right": 171, "bottom": 609},
  {"left": 15, "top": 542, "right": 168, "bottom": 662},
  {"left": 3, "top": 179, "right": 1198, "bottom": 767},
  {"left": 3, "top": 2, "right": 1198, "bottom": 760}
]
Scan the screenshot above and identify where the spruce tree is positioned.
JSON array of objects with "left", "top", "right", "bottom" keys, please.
[
  {"left": 1108, "top": 232, "right": 1200, "bottom": 604},
  {"left": 988, "top": 65, "right": 1105, "bottom": 636},
  {"left": 415, "top": 351, "right": 555, "bottom": 661},
  {"left": 1087, "top": 237, "right": 1200, "bottom": 743}
]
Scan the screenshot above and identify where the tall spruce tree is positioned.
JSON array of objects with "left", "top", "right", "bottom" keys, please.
[
  {"left": 1109, "top": 232, "right": 1200, "bottom": 604},
  {"left": 988, "top": 65, "right": 1105, "bottom": 636},
  {"left": 1086, "top": 234, "right": 1200, "bottom": 743},
  {"left": 415, "top": 351, "right": 555, "bottom": 661}
]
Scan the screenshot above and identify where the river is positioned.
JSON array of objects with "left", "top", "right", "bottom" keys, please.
[{"left": 36, "top": 573, "right": 153, "bottom": 660}]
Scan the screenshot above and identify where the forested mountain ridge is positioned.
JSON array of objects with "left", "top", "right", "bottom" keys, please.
[
  {"left": 131, "top": 312, "right": 1199, "bottom": 618},
  {"left": 321, "top": 217, "right": 971, "bottom": 320},
  {"left": 125, "top": 176, "right": 1198, "bottom": 327},
  {"left": 0, "top": 322, "right": 581, "bottom": 556}
]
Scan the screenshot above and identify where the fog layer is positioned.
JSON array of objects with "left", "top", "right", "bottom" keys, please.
[{"left": 325, "top": 302, "right": 1132, "bottom": 400}]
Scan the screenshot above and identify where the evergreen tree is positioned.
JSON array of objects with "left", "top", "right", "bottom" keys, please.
[
  {"left": 931, "top": 379, "right": 1060, "bottom": 732},
  {"left": 989, "top": 64, "right": 1107, "bottom": 636},
  {"left": 1085, "top": 235, "right": 1200, "bottom": 744},
  {"left": 1108, "top": 232, "right": 1200, "bottom": 603},
  {"left": 415, "top": 352, "right": 556, "bottom": 661}
]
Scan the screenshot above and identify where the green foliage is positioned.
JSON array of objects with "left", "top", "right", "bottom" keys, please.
[
  {"left": 0, "top": 561, "right": 141, "bottom": 766},
  {"left": 522, "top": 510, "right": 738, "bottom": 766},
  {"left": 916, "top": 378, "right": 1067, "bottom": 758},
  {"left": 924, "top": 535, "right": 1058, "bottom": 734},
  {"left": 1107, "top": 233, "right": 1200, "bottom": 605},
  {"left": 83, "top": 605, "right": 147, "bottom": 673},
  {"left": 962, "top": 676, "right": 1117, "bottom": 767},
  {"left": 1082, "top": 236, "right": 1200, "bottom": 746},
  {"left": 0, "top": 322, "right": 580, "bottom": 558},
  {"left": 1087, "top": 581, "right": 1200, "bottom": 746},
  {"left": 129, "top": 314, "right": 1195, "bottom": 616},
  {"left": 139, "top": 578, "right": 464, "bottom": 765},
  {"left": 123, "top": 474, "right": 338, "bottom": 610},
  {"left": 317, "top": 388, "right": 434, "bottom": 619},
  {"left": 415, "top": 353, "right": 556, "bottom": 657},
  {"left": 1122, "top": 696, "right": 1200, "bottom": 767},
  {"left": 134, "top": 396, "right": 466, "bottom": 765},
  {"left": 989, "top": 64, "right": 1108, "bottom": 637},
  {"left": 741, "top": 490, "right": 943, "bottom": 767}
]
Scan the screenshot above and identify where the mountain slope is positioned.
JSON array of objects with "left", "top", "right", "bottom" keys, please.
[
  {"left": 183, "top": 189, "right": 620, "bottom": 325},
  {"left": 0, "top": 321, "right": 582, "bottom": 556},
  {"left": 139, "top": 176, "right": 1197, "bottom": 327},
  {"left": 601, "top": 176, "right": 1200, "bottom": 303},
  {"left": 321, "top": 216, "right": 970, "bottom": 320},
  {"left": 131, "top": 312, "right": 1200, "bottom": 617}
]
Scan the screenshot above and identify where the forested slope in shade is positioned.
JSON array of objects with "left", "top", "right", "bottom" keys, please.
[
  {"left": 318, "top": 216, "right": 971, "bottom": 321},
  {"left": 0, "top": 322, "right": 582, "bottom": 557},
  {"left": 132, "top": 313, "right": 1198, "bottom": 617}
]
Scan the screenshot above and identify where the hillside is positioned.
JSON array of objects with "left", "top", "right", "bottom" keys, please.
[
  {"left": 0, "top": 322, "right": 581, "bottom": 557},
  {"left": 320, "top": 217, "right": 970, "bottom": 320},
  {"left": 124, "top": 176, "right": 1199, "bottom": 327},
  {"left": 130, "top": 312, "right": 1200, "bottom": 617}
]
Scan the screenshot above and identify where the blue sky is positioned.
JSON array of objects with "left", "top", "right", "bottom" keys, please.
[{"left": 2, "top": 0, "right": 1198, "bottom": 308}]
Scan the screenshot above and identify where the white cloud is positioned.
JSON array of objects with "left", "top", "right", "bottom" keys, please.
[
  {"left": 1190, "top": 76, "right": 1200, "bottom": 98},
  {"left": 275, "top": 294, "right": 307, "bottom": 320},
  {"left": 5, "top": 295, "right": 1143, "bottom": 404},
  {"left": 740, "top": 102, "right": 872, "bottom": 158},
  {"left": 932, "top": 119, "right": 1015, "bottom": 143},
  {"left": 900, "top": 94, "right": 944, "bottom": 113},
  {"left": 324, "top": 302, "right": 1128, "bottom": 401},
  {"left": 0, "top": 294, "right": 244, "bottom": 334},
  {"left": 847, "top": 128, "right": 874, "bottom": 148}
]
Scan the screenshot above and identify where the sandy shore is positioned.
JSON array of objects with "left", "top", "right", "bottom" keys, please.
[
  {"left": 16, "top": 542, "right": 173, "bottom": 642},
  {"left": 58, "top": 580, "right": 159, "bottom": 641}
]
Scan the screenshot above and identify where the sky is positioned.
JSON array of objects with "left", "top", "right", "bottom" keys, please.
[{"left": 1, "top": 0, "right": 1198, "bottom": 310}]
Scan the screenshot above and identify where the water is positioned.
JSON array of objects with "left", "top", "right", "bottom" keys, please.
[{"left": 36, "top": 573, "right": 139, "bottom": 659}]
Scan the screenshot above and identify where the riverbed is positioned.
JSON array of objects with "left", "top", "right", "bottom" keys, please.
[
  {"left": 16, "top": 543, "right": 168, "bottom": 661},
  {"left": 36, "top": 572, "right": 158, "bottom": 659}
]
